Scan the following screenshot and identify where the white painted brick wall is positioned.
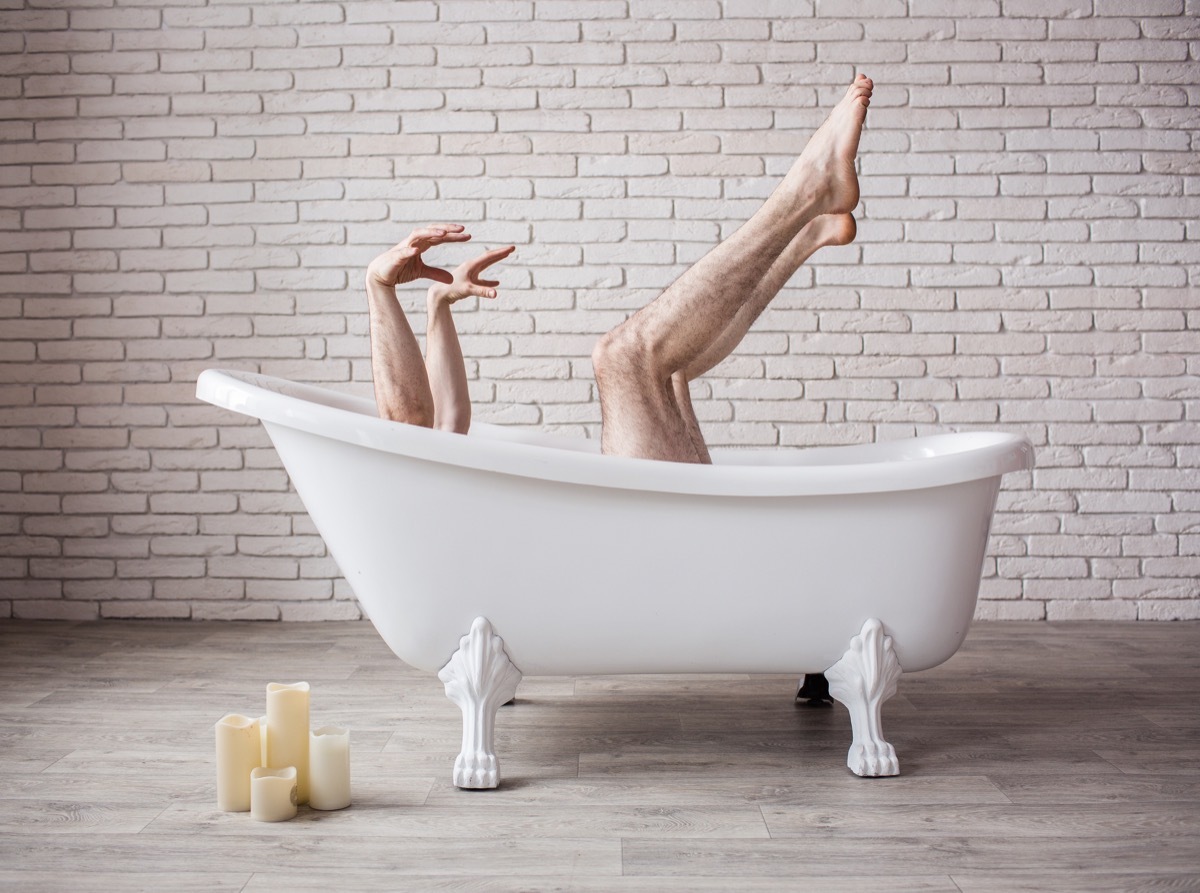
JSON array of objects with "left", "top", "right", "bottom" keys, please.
[{"left": 2, "top": 0, "right": 1198, "bottom": 623}]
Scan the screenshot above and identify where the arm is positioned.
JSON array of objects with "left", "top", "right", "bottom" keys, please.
[
  {"left": 424, "top": 289, "right": 471, "bottom": 433},
  {"left": 364, "top": 224, "right": 472, "bottom": 426},
  {"left": 366, "top": 277, "right": 435, "bottom": 426},
  {"left": 423, "top": 245, "right": 516, "bottom": 435}
]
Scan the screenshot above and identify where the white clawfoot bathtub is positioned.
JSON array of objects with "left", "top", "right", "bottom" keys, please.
[{"left": 197, "top": 369, "right": 1032, "bottom": 788}]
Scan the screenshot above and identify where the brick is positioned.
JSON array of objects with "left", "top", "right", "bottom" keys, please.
[
  {"left": 28, "top": 557, "right": 115, "bottom": 579},
  {"left": 1046, "top": 600, "right": 1136, "bottom": 621},
  {"left": 102, "top": 600, "right": 190, "bottom": 619},
  {"left": 193, "top": 602, "right": 281, "bottom": 620},
  {"left": 1138, "top": 600, "right": 1200, "bottom": 620},
  {"left": 14, "top": 600, "right": 100, "bottom": 620},
  {"left": 281, "top": 601, "right": 362, "bottom": 621},
  {"left": 208, "top": 556, "right": 299, "bottom": 579}
]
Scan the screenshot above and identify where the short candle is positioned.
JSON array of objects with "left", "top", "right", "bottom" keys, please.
[
  {"left": 214, "top": 714, "right": 262, "bottom": 812},
  {"left": 266, "top": 682, "right": 310, "bottom": 805},
  {"left": 309, "top": 726, "right": 351, "bottom": 811},
  {"left": 250, "top": 766, "right": 298, "bottom": 822}
]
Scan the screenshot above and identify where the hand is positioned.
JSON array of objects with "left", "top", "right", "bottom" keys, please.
[
  {"left": 427, "top": 245, "right": 516, "bottom": 306},
  {"left": 366, "top": 224, "right": 473, "bottom": 288}
]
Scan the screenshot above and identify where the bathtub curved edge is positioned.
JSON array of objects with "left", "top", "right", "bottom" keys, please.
[{"left": 197, "top": 368, "right": 1034, "bottom": 498}]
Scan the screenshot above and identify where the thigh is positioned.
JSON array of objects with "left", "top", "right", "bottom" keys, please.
[{"left": 597, "top": 376, "right": 708, "bottom": 464}]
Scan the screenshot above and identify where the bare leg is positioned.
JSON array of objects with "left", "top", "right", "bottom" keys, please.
[
  {"left": 594, "top": 75, "right": 873, "bottom": 462},
  {"left": 668, "top": 214, "right": 855, "bottom": 460},
  {"left": 683, "top": 214, "right": 857, "bottom": 382}
]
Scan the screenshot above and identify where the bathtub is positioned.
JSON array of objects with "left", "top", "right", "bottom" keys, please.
[{"left": 197, "top": 369, "right": 1032, "bottom": 788}]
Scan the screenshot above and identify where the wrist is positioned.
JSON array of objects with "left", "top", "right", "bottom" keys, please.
[
  {"left": 365, "top": 276, "right": 398, "bottom": 307},
  {"left": 427, "top": 285, "right": 452, "bottom": 308},
  {"left": 366, "top": 268, "right": 397, "bottom": 290}
]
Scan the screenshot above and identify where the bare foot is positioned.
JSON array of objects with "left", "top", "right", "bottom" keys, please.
[
  {"left": 810, "top": 212, "right": 857, "bottom": 248},
  {"left": 790, "top": 74, "right": 873, "bottom": 215}
]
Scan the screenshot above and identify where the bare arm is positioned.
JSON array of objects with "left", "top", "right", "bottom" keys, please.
[
  {"left": 423, "top": 245, "right": 516, "bottom": 434},
  {"left": 424, "top": 289, "right": 471, "bottom": 433},
  {"left": 364, "top": 225, "right": 471, "bottom": 425}
]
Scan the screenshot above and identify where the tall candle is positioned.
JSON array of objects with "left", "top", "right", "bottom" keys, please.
[
  {"left": 214, "top": 714, "right": 262, "bottom": 812},
  {"left": 250, "top": 766, "right": 298, "bottom": 822},
  {"left": 266, "top": 682, "right": 310, "bottom": 804},
  {"left": 309, "top": 726, "right": 351, "bottom": 811}
]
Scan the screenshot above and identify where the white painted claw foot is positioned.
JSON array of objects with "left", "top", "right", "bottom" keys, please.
[
  {"left": 437, "top": 617, "right": 522, "bottom": 789},
  {"left": 825, "top": 618, "right": 902, "bottom": 778}
]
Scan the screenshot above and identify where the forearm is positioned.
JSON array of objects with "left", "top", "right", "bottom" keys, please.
[
  {"left": 424, "top": 289, "right": 471, "bottom": 434},
  {"left": 365, "top": 277, "right": 434, "bottom": 426}
]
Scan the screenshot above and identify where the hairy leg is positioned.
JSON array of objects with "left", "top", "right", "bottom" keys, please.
[
  {"left": 683, "top": 213, "right": 856, "bottom": 381},
  {"left": 667, "top": 215, "right": 855, "bottom": 459},
  {"left": 594, "top": 75, "right": 873, "bottom": 462},
  {"left": 671, "top": 371, "right": 711, "bottom": 464}
]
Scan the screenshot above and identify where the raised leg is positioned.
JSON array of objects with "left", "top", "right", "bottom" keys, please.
[
  {"left": 682, "top": 214, "right": 856, "bottom": 382},
  {"left": 669, "top": 214, "right": 856, "bottom": 464},
  {"left": 437, "top": 617, "right": 523, "bottom": 789},
  {"left": 826, "top": 618, "right": 902, "bottom": 777},
  {"left": 593, "top": 75, "right": 873, "bottom": 463}
]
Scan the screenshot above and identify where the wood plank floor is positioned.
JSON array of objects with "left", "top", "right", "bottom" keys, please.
[{"left": 1, "top": 619, "right": 1198, "bottom": 892}]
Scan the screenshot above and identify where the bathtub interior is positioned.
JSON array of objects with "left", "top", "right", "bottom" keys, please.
[
  {"left": 215, "top": 368, "right": 1017, "bottom": 463},
  {"left": 197, "top": 369, "right": 1034, "bottom": 499}
]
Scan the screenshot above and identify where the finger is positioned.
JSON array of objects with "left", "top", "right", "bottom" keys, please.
[
  {"left": 407, "top": 227, "right": 473, "bottom": 250},
  {"left": 468, "top": 245, "right": 516, "bottom": 274},
  {"left": 405, "top": 227, "right": 444, "bottom": 245},
  {"left": 469, "top": 284, "right": 498, "bottom": 299},
  {"left": 408, "top": 224, "right": 466, "bottom": 240},
  {"left": 477, "top": 278, "right": 500, "bottom": 288}
]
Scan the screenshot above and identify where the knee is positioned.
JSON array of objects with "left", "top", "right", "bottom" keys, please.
[
  {"left": 591, "top": 329, "right": 620, "bottom": 385},
  {"left": 592, "top": 319, "right": 661, "bottom": 387}
]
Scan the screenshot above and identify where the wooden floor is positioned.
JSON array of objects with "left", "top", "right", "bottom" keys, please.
[{"left": 1, "top": 620, "right": 1198, "bottom": 892}]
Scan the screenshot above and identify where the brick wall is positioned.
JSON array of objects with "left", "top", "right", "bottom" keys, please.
[{"left": 2, "top": 0, "right": 1197, "bottom": 622}]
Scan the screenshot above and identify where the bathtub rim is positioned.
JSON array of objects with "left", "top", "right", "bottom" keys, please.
[{"left": 197, "top": 368, "right": 1033, "bottom": 498}]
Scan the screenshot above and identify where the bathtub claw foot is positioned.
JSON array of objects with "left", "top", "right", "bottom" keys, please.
[
  {"left": 826, "top": 618, "right": 902, "bottom": 778},
  {"left": 452, "top": 752, "right": 500, "bottom": 790},
  {"left": 438, "top": 617, "right": 522, "bottom": 790},
  {"left": 847, "top": 740, "right": 899, "bottom": 778}
]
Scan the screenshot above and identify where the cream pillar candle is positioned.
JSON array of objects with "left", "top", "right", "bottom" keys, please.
[
  {"left": 258, "top": 714, "right": 268, "bottom": 766},
  {"left": 250, "top": 767, "right": 298, "bottom": 822},
  {"left": 265, "top": 681, "right": 310, "bottom": 804},
  {"left": 214, "top": 714, "right": 262, "bottom": 812},
  {"left": 308, "top": 726, "right": 351, "bottom": 811}
]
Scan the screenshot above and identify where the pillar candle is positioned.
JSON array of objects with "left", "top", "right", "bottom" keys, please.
[
  {"left": 214, "top": 714, "right": 262, "bottom": 812},
  {"left": 250, "top": 766, "right": 298, "bottom": 822},
  {"left": 309, "top": 726, "right": 351, "bottom": 811},
  {"left": 266, "top": 681, "right": 310, "bottom": 804}
]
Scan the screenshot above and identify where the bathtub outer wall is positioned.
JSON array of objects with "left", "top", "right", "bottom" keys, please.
[{"left": 263, "top": 421, "right": 1002, "bottom": 678}]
